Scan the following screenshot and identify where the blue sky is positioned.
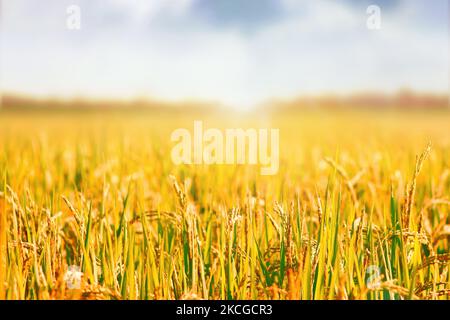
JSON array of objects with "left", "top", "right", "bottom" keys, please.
[{"left": 1, "top": 0, "right": 448, "bottom": 109}]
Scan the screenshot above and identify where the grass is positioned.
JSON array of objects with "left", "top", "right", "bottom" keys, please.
[{"left": 0, "top": 110, "right": 449, "bottom": 300}]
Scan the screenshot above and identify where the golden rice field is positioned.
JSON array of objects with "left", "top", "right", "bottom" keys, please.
[{"left": 0, "top": 110, "right": 449, "bottom": 300}]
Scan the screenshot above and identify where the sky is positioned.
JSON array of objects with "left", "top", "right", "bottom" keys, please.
[{"left": 1, "top": 0, "right": 449, "bottom": 109}]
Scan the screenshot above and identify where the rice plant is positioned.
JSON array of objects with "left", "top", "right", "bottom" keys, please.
[{"left": 0, "top": 110, "right": 448, "bottom": 300}]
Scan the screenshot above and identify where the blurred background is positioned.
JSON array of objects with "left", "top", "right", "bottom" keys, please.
[{"left": 0, "top": 0, "right": 448, "bottom": 111}]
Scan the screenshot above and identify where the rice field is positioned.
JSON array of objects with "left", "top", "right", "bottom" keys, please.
[{"left": 0, "top": 110, "right": 449, "bottom": 300}]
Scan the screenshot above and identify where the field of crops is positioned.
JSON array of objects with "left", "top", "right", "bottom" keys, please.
[{"left": 0, "top": 110, "right": 449, "bottom": 300}]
